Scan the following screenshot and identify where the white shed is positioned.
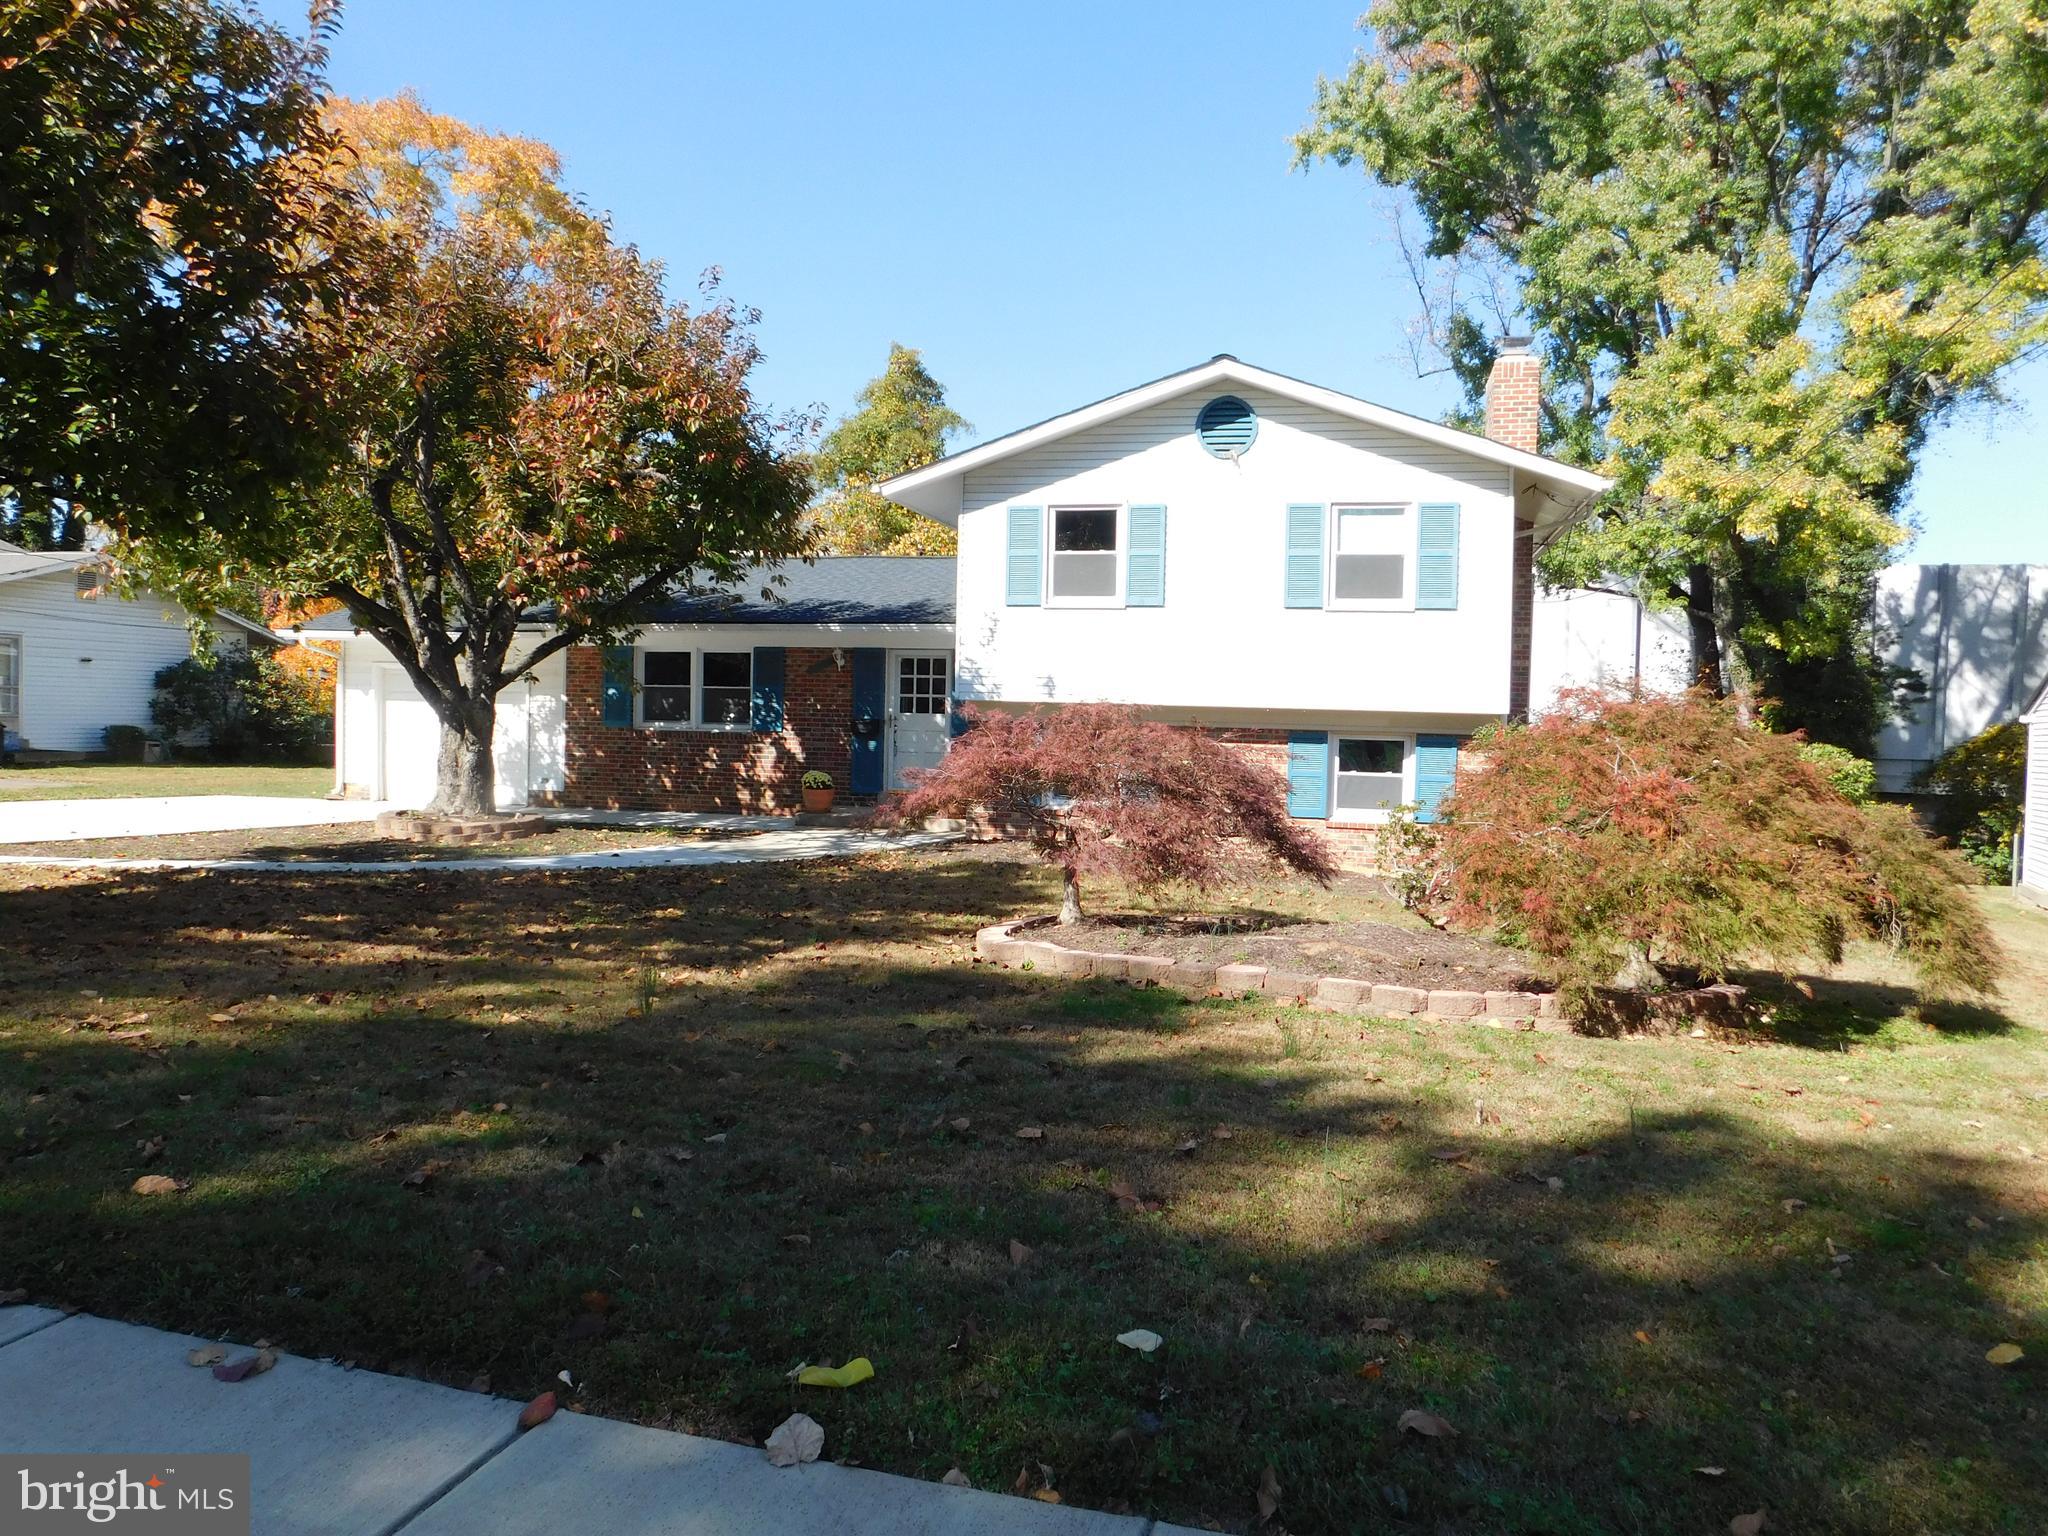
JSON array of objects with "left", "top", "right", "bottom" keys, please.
[{"left": 2022, "top": 681, "right": 2048, "bottom": 903}]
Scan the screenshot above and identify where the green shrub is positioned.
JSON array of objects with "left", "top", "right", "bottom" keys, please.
[
  {"left": 1797, "top": 741, "right": 1875, "bottom": 803},
  {"left": 152, "top": 648, "right": 330, "bottom": 762},
  {"left": 1917, "top": 721, "right": 2024, "bottom": 883}
]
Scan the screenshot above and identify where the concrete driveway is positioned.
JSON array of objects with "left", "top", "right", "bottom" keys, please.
[{"left": 0, "top": 795, "right": 389, "bottom": 846}]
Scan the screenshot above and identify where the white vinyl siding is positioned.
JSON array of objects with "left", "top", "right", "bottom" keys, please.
[{"left": 2025, "top": 718, "right": 2048, "bottom": 894}]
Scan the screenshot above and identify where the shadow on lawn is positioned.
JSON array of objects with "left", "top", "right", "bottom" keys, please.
[
  {"left": 1737, "top": 969, "right": 2019, "bottom": 1046},
  {"left": 2, "top": 857, "right": 2043, "bottom": 1534}
]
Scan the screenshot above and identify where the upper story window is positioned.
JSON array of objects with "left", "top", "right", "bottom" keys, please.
[
  {"left": 1049, "top": 506, "right": 1121, "bottom": 605},
  {"left": 1330, "top": 504, "right": 1412, "bottom": 609},
  {"left": 638, "top": 647, "right": 752, "bottom": 728}
]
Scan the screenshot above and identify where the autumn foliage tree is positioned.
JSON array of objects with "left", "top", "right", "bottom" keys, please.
[
  {"left": 1429, "top": 689, "right": 2001, "bottom": 1014},
  {"left": 875, "top": 704, "right": 1337, "bottom": 923},
  {"left": 809, "top": 344, "right": 966, "bottom": 555},
  {"left": 126, "top": 93, "right": 815, "bottom": 814}
]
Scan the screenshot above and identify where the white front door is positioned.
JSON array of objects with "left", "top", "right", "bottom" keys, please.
[{"left": 887, "top": 651, "right": 951, "bottom": 789}]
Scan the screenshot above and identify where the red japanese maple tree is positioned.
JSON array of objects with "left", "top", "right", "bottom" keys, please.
[
  {"left": 1433, "top": 688, "right": 2001, "bottom": 1011},
  {"left": 876, "top": 704, "right": 1337, "bottom": 923}
]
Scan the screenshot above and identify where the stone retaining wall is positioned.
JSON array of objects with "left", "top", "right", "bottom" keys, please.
[{"left": 973, "top": 920, "right": 1747, "bottom": 1033}]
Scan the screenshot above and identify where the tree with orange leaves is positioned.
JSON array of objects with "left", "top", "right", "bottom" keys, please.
[{"left": 127, "top": 93, "right": 813, "bottom": 814}]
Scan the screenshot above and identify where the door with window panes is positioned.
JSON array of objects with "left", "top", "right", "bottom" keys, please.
[{"left": 887, "top": 652, "right": 952, "bottom": 789}]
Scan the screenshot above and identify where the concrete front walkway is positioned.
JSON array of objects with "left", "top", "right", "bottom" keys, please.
[
  {"left": 0, "top": 824, "right": 958, "bottom": 874},
  {"left": 0, "top": 1308, "right": 1197, "bottom": 1536},
  {"left": 0, "top": 794, "right": 391, "bottom": 845}
]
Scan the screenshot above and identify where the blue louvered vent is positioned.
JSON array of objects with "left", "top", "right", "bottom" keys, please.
[{"left": 1196, "top": 395, "right": 1257, "bottom": 459}]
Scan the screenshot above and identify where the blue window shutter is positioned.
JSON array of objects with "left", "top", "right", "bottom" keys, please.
[
  {"left": 1286, "top": 730, "right": 1329, "bottom": 818},
  {"left": 1417, "top": 503, "right": 1461, "bottom": 609},
  {"left": 1285, "top": 504, "right": 1324, "bottom": 608},
  {"left": 750, "top": 646, "right": 785, "bottom": 733},
  {"left": 1126, "top": 504, "right": 1166, "bottom": 606},
  {"left": 1413, "top": 734, "right": 1461, "bottom": 822},
  {"left": 601, "top": 646, "right": 634, "bottom": 727},
  {"left": 1006, "top": 506, "right": 1043, "bottom": 606},
  {"left": 849, "top": 647, "right": 885, "bottom": 794}
]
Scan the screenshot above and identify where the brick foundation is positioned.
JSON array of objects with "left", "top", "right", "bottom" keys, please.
[{"left": 552, "top": 645, "right": 856, "bottom": 814}]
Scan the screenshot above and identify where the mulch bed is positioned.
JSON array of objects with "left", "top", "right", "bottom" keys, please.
[{"left": 1054, "top": 913, "right": 1550, "bottom": 993}]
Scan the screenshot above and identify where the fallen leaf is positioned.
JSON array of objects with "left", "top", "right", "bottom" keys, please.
[
  {"left": 949, "top": 1117, "right": 971, "bottom": 1133},
  {"left": 518, "top": 1392, "right": 557, "bottom": 1430},
  {"left": 400, "top": 1162, "right": 443, "bottom": 1192},
  {"left": 1029, "top": 1489, "right": 1062, "bottom": 1504},
  {"left": 795, "top": 1357, "right": 874, "bottom": 1389},
  {"left": 1009, "top": 1239, "right": 1032, "bottom": 1267},
  {"left": 131, "top": 1174, "right": 184, "bottom": 1197},
  {"left": 1634, "top": 1330, "right": 1653, "bottom": 1345},
  {"left": 1985, "top": 1342, "right": 2024, "bottom": 1366},
  {"left": 1397, "top": 1408, "right": 1458, "bottom": 1439},
  {"left": 1014, "top": 1126, "right": 1044, "bottom": 1140},
  {"left": 1730, "top": 1512, "right": 1767, "bottom": 1536},
  {"left": 1116, "top": 1328, "right": 1164, "bottom": 1354},
  {"left": 1356, "top": 1358, "right": 1385, "bottom": 1380},
  {"left": 1210, "top": 1126, "right": 1235, "bottom": 1140},
  {"left": 1429, "top": 1147, "right": 1470, "bottom": 1163},
  {"left": 1173, "top": 1137, "right": 1200, "bottom": 1156},
  {"left": 1696, "top": 1466, "right": 1727, "bottom": 1477},
  {"left": 1781, "top": 1199, "right": 1807, "bottom": 1213},
  {"left": 185, "top": 1344, "right": 226, "bottom": 1367},
  {"left": 764, "top": 1412, "right": 824, "bottom": 1467},
  {"left": 941, "top": 1468, "right": 970, "bottom": 1487},
  {"left": 1257, "top": 1462, "right": 1282, "bottom": 1523}
]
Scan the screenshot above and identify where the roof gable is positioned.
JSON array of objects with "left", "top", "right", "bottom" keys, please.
[{"left": 876, "top": 356, "right": 1611, "bottom": 525}]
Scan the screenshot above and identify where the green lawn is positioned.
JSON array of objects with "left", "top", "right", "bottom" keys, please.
[
  {"left": 1, "top": 850, "right": 2042, "bottom": 1534},
  {"left": 0, "top": 762, "right": 332, "bottom": 801}
]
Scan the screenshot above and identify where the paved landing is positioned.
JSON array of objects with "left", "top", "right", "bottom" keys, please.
[{"left": 0, "top": 1310, "right": 1197, "bottom": 1535}]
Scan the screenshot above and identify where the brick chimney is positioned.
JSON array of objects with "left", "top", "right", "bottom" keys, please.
[{"left": 1486, "top": 337, "right": 1540, "bottom": 720}]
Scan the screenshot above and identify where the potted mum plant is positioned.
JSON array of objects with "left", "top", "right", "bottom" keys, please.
[{"left": 801, "top": 770, "right": 836, "bottom": 813}]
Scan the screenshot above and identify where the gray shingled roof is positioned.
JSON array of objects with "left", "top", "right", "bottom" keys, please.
[{"left": 297, "top": 557, "right": 955, "bottom": 632}]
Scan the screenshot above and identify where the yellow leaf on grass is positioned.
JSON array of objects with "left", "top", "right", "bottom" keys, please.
[
  {"left": 795, "top": 1357, "right": 874, "bottom": 1389},
  {"left": 1985, "top": 1343, "right": 2024, "bottom": 1366}
]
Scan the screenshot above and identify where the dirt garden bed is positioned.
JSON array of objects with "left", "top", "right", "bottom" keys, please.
[{"left": 1051, "top": 912, "right": 1548, "bottom": 993}]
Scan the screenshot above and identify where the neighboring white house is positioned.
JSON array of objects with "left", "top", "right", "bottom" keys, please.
[
  {"left": 2021, "top": 680, "right": 2048, "bottom": 903},
  {"left": 0, "top": 541, "right": 276, "bottom": 755}
]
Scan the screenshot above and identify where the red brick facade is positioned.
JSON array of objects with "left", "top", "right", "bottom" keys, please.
[
  {"left": 548, "top": 644, "right": 856, "bottom": 814},
  {"left": 1209, "top": 726, "right": 1384, "bottom": 868},
  {"left": 1485, "top": 341, "right": 1542, "bottom": 723}
]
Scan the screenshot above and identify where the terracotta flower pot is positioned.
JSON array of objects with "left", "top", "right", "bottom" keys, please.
[{"left": 801, "top": 786, "right": 835, "bottom": 813}]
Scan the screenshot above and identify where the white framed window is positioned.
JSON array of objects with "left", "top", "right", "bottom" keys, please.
[
  {"left": 0, "top": 634, "right": 19, "bottom": 719},
  {"left": 896, "top": 654, "right": 949, "bottom": 714},
  {"left": 637, "top": 647, "right": 752, "bottom": 728},
  {"left": 1331, "top": 736, "right": 1408, "bottom": 821},
  {"left": 1329, "top": 504, "right": 1412, "bottom": 610},
  {"left": 1048, "top": 505, "right": 1122, "bottom": 606}
]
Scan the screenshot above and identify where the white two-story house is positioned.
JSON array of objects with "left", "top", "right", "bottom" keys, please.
[{"left": 310, "top": 350, "right": 1610, "bottom": 841}]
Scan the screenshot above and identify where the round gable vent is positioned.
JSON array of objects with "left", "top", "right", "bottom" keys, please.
[{"left": 1195, "top": 395, "right": 1257, "bottom": 459}]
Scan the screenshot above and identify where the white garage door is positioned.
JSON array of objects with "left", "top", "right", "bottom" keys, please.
[{"left": 380, "top": 684, "right": 440, "bottom": 809}]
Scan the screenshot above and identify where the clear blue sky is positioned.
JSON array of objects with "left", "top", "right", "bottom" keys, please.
[{"left": 288, "top": 0, "right": 2043, "bottom": 565}]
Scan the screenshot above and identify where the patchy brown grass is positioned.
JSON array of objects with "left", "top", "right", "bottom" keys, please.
[
  {"left": 2, "top": 821, "right": 760, "bottom": 863},
  {"left": 1, "top": 848, "right": 2043, "bottom": 1534},
  {"left": 0, "top": 763, "right": 332, "bottom": 801}
]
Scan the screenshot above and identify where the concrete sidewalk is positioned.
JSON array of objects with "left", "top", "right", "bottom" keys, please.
[
  {"left": 0, "top": 825, "right": 958, "bottom": 874},
  {"left": 0, "top": 1308, "right": 1199, "bottom": 1535},
  {"left": 0, "top": 794, "right": 390, "bottom": 845}
]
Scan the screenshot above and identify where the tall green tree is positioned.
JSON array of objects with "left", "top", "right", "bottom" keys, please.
[
  {"left": 127, "top": 94, "right": 814, "bottom": 814},
  {"left": 812, "top": 344, "right": 966, "bottom": 555},
  {"left": 0, "top": 0, "right": 366, "bottom": 550},
  {"left": 1299, "top": 0, "right": 2048, "bottom": 750}
]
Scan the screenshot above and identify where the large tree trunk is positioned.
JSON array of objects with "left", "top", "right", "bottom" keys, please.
[
  {"left": 1684, "top": 562, "right": 1724, "bottom": 694},
  {"left": 431, "top": 696, "right": 497, "bottom": 817}
]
